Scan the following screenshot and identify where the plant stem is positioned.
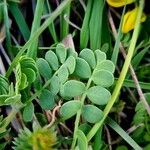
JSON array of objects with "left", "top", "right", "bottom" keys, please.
[
  {"left": 71, "top": 78, "right": 92, "bottom": 149},
  {"left": 0, "top": 108, "right": 18, "bottom": 133},
  {"left": 87, "top": 0, "right": 144, "bottom": 142},
  {"left": 5, "top": 0, "right": 72, "bottom": 78}
]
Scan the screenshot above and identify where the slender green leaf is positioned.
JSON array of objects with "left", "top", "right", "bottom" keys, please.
[
  {"left": 80, "top": 0, "right": 93, "bottom": 49},
  {"left": 106, "top": 117, "right": 142, "bottom": 150}
]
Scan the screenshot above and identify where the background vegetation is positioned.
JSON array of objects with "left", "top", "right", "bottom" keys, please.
[{"left": 0, "top": 0, "right": 150, "bottom": 149}]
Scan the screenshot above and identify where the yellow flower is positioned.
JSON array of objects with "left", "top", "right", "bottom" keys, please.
[
  {"left": 122, "top": 7, "right": 146, "bottom": 33},
  {"left": 107, "top": 0, "right": 135, "bottom": 7},
  {"left": 107, "top": 0, "right": 147, "bottom": 33}
]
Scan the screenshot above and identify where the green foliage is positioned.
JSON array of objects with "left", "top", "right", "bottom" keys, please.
[
  {"left": 131, "top": 93, "right": 150, "bottom": 147},
  {"left": 16, "top": 56, "right": 37, "bottom": 90},
  {"left": 56, "top": 44, "right": 67, "bottom": 63},
  {"left": 23, "top": 102, "right": 34, "bottom": 122},
  {"left": 74, "top": 57, "right": 92, "bottom": 79},
  {"left": 87, "top": 86, "right": 111, "bottom": 105},
  {"left": 1, "top": 0, "right": 148, "bottom": 149},
  {"left": 60, "top": 100, "right": 81, "bottom": 120},
  {"left": 36, "top": 58, "right": 52, "bottom": 80},
  {"left": 80, "top": 0, "right": 92, "bottom": 49},
  {"left": 0, "top": 75, "right": 9, "bottom": 95},
  {"left": 39, "top": 89, "right": 55, "bottom": 110},
  {"left": 36, "top": 43, "right": 77, "bottom": 109},
  {"left": 92, "top": 70, "right": 114, "bottom": 87},
  {"left": 61, "top": 80, "right": 86, "bottom": 98},
  {"left": 76, "top": 129, "right": 88, "bottom": 150},
  {"left": 79, "top": 48, "right": 96, "bottom": 69},
  {"left": 116, "top": 145, "right": 128, "bottom": 150},
  {"left": 82, "top": 105, "right": 104, "bottom": 123},
  {"left": 78, "top": 123, "right": 91, "bottom": 135},
  {"left": 45, "top": 50, "right": 59, "bottom": 71}
]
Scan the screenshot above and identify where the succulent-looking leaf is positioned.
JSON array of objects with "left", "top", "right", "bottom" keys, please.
[
  {"left": 5, "top": 94, "right": 21, "bottom": 105},
  {"left": 0, "top": 75, "right": 9, "bottom": 94},
  {"left": 79, "top": 123, "right": 91, "bottom": 135},
  {"left": 19, "top": 73, "right": 28, "bottom": 90},
  {"left": 79, "top": 48, "right": 96, "bottom": 69},
  {"left": 77, "top": 129, "right": 88, "bottom": 150},
  {"left": 87, "top": 86, "right": 111, "bottom": 105},
  {"left": 22, "top": 68, "right": 36, "bottom": 83},
  {"left": 45, "top": 50, "right": 59, "bottom": 71},
  {"left": 39, "top": 89, "right": 55, "bottom": 110},
  {"left": 36, "top": 58, "right": 52, "bottom": 79},
  {"left": 67, "top": 47, "right": 78, "bottom": 58},
  {"left": 65, "top": 56, "right": 76, "bottom": 74},
  {"left": 82, "top": 105, "right": 103, "bottom": 123},
  {"left": 94, "top": 49, "right": 106, "bottom": 63},
  {"left": 74, "top": 58, "right": 91, "bottom": 79},
  {"left": 96, "top": 60, "right": 115, "bottom": 73},
  {"left": 62, "top": 80, "right": 86, "bottom": 97},
  {"left": 92, "top": 70, "right": 114, "bottom": 87},
  {"left": 57, "top": 66, "right": 69, "bottom": 83},
  {"left": 23, "top": 102, "right": 34, "bottom": 122},
  {"left": 50, "top": 76, "right": 60, "bottom": 95},
  {"left": 20, "top": 57, "right": 37, "bottom": 73},
  {"left": 101, "top": 43, "right": 109, "bottom": 53},
  {"left": 0, "top": 95, "right": 9, "bottom": 106},
  {"left": 60, "top": 100, "right": 81, "bottom": 120},
  {"left": 56, "top": 43, "right": 67, "bottom": 63}
]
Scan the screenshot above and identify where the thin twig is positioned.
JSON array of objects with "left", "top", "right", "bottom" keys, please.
[
  {"left": 64, "top": 14, "right": 81, "bottom": 31},
  {"left": 0, "top": 55, "right": 6, "bottom": 74},
  {"left": 0, "top": 43, "right": 11, "bottom": 65},
  {"left": 45, "top": 101, "right": 62, "bottom": 128},
  {"left": 79, "top": 0, "right": 86, "bottom": 11},
  {"left": 108, "top": 10, "right": 150, "bottom": 116},
  {"left": 105, "top": 125, "right": 112, "bottom": 150}
]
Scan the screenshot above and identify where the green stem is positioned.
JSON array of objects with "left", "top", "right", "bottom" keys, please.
[
  {"left": 5, "top": 0, "right": 72, "bottom": 78},
  {"left": 71, "top": 78, "right": 92, "bottom": 149},
  {"left": 0, "top": 108, "right": 18, "bottom": 132},
  {"left": 87, "top": 0, "right": 144, "bottom": 142}
]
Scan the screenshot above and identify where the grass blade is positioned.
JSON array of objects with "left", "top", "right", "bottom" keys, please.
[
  {"left": 26, "top": 0, "right": 45, "bottom": 59},
  {"left": 9, "top": 2, "right": 30, "bottom": 41},
  {"left": 89, "top": 0, "right": 104, "bottom": 50},
  {"left": 44, "top": 0, "right": 58, "bottom": 43},
  {"left": 106, "top": 117, "right": 142, "bottom": 150},
  {"left": 60, "top": 3, "right": 70, "bottom": 40},
  {"left": 80, "top": 0, "right": 92, "bottom": 49}
]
